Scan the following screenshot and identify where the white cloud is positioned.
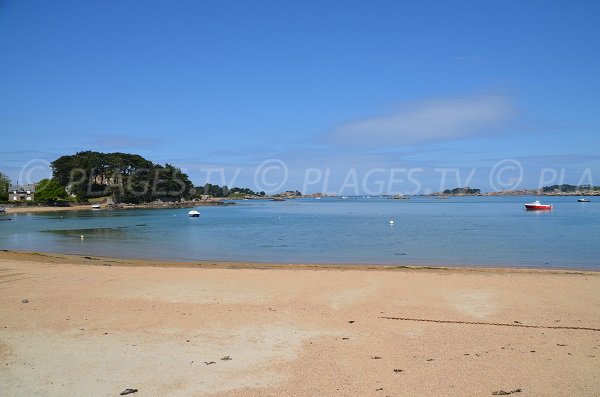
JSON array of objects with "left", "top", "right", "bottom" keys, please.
[{"left": 328, "top": 95, "right": 514, "bottom": 147}]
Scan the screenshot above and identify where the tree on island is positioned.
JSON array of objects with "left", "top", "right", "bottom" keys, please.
[
  {"left": 51, "top": 151, "right": 194, "bottom": 203},
  {"left": 540, "top": 184, "right": 599, "bottom": 193},
  {"left": 441, "top": 187, "right": 481, "bottom": 195},
  {"left": 276, "top": 190, "right": 302, "bottom": 197},
  {"left": 193, "top": 183, "right": 264, "bottom": 198}
]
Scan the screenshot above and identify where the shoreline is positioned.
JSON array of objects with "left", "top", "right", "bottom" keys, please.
[
  {"left": 2, "top": 192, "right": 596, "bottom": 214},
  {"left": 2, "top": 200, "right": 233, "bottom": 214},
  {"left": 1, "top": 250, "right": 597, "bottom": 274},
  {"left": 3, "top": 204, "right": 101, "bottom": 213}
]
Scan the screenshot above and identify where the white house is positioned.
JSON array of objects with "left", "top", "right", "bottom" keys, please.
[{"left": 8, "top": 184, "right": 36, "bottom": 201}]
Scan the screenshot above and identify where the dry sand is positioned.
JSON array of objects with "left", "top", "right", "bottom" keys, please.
[{"left": 1, "top": 251, "right": 599, "bottom": 396}]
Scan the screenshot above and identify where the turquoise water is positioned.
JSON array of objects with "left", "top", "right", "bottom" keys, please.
[{"left": 1, "top": 196, "right": 599, "bottom": 269}]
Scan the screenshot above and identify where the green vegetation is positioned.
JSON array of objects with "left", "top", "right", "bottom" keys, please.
[
  {"left": 442, "top": 187, "right": 480, "bottom": 195},
  {"left": 228, "top": 186, "right": 266, "bottom": 197},
  {"left": 51, "top": 151, "right": 194, "bottom": 203},
  {"left": 0, "top": 171, "right": 9, "bottom": 201},
  {"left": 193, "top": 183, "right": 266, "bottom": 198},
  {"left": 87, "top": 196, "right": 112, "bottom": 204},
  {"left": 34, "top": 178, "right": 68, "bottom": 202},
  {"left": 273, "top": 190, "right": 302, "bottom": 198},
  {"left": 540, "top": 184, "right": 598, "bottom": 193}
]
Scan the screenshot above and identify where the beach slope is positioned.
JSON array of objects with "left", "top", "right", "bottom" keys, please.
[{"left": 1, "top": 252, "right": 599, "bottom": 396}]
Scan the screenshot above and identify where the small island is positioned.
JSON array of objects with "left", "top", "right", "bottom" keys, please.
[{"left": 437, "top": 187, "right": 481, "bottom": 196}]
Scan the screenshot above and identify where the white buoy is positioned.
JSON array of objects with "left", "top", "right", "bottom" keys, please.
[{"left": 389, "top": 220, "right": 395, "bottom": 225}]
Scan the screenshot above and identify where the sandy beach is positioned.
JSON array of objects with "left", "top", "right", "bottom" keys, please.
[
  {"left": 2, "top": 200, "right": 231, "bottom": 214},
  {"left": 1, "top": 251, "right": 599, "bottom": 396},
  {"left": 3, "top": 205, "right": 98, "bottom": 213}
]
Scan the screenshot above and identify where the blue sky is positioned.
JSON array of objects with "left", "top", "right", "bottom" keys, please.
[{"left": 1, "top": 0, "right": 599, "bottom": 193}]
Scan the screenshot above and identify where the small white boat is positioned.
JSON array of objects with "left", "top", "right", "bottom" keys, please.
[
  {"left": 91, "top": 204, "right": 101, "bottom": 209},
  {"left": 188, "top": 210, "right": 200, "bottom": 217},
  {"left": 524, "top": 200, "right": 552, "bottom": 211},
  {"left": 578, "top": 198, "right": 590, "bottom": 202}
]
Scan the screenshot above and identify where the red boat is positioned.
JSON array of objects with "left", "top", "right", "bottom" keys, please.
[{"left": 524, "top": 200, "right": 552, "bottom": 211}]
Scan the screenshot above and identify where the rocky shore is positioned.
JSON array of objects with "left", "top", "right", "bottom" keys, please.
[
  {"left": 106, "top": 198, "right": 235, "bottom": 210},
  {"left": 2, "top": 198, "right": 235, "bottom": 213}
]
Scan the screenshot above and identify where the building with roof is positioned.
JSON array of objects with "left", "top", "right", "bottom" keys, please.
[{"left": 8, "top": 184, "right": 36, "bottom": 201}]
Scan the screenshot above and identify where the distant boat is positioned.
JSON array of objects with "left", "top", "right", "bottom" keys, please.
[
  {"left": 91, "top": 204, "right": 101, "bottom": 209},
  {"left": 0, "top": 207, "right": 5, "bottom": 213},
  {"left": 577, "top": 198, "right": 590, "bottom": 202},
  {"left": 524, "top": 200, "right": 552, "bottom": 211},
  {"left": 188, "top": 210, "right": 200, "bottom": 217}
]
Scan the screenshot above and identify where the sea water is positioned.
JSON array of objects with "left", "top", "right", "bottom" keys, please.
[{"left": 1, "top": 196, "right": 598, "bottom": 269}]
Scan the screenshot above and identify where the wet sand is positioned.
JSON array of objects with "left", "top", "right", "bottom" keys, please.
[{"left": 1, "top": 251, "right": 599, "bottom": 396}]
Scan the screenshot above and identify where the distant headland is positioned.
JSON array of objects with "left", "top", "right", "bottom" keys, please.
[{"left": 428, "top": 184, "right": 600, "bottom": 197}]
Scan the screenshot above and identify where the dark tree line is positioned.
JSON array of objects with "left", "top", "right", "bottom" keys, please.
[
  {"left": 540, "top": 184, "right": 599, "bottom": 193},
  {"left": 442, "top": 187, "right": 481, "bottom": 195},
  {"left": 194, "top": 183, "right": 265, "bottom": 198},
  {"left": 0, "top": 171, "right": 10, "bottom": 201},
  {"left": 51, "top": 151, "right": 194, "bottom": 203}
]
